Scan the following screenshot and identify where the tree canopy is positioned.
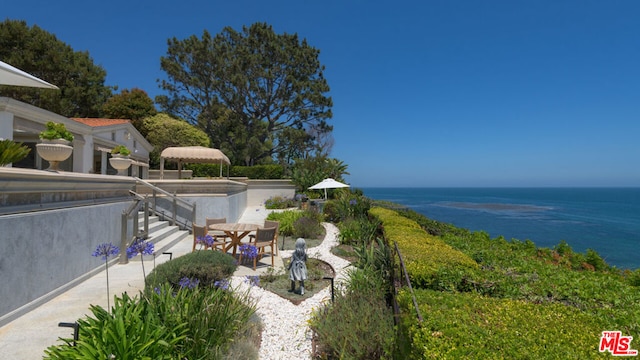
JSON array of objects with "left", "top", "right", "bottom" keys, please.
[
  {"left": 102, "top": 88, "right": 157, "bottom": 130},
  {"left": 141, "top": 113, "right": 210, "bottom": 168},
  {"left": 156, "top": 22, "right": 333, "bottom": 166},
  {"left": 0, "top": 19, "right": 113, "bottom": 117}
]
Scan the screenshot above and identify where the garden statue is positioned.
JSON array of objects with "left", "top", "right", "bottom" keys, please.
[{"left": 288, "top": 238, "right": 308, "bottom": 295}]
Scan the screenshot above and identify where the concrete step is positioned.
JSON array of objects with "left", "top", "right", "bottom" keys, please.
[{"left": 128, "top": 213, "right": 191, "bottom": 263}]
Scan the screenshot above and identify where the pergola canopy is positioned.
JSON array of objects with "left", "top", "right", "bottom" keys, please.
[{"left": 159, "top": 146, "right": 230, "bottom": 179}]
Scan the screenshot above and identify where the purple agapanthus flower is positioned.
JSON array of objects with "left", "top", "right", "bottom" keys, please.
[
  {"left": 239, "top": 244, "right": 258, "bottom": 259},
  {"left": 214, "top": 279, "right": 230, "bottom": 291},
  {"left": 92, "top": 243, "right": 120, "bottom": 260},
  {"left": 178, "top": 277, "right": 200, "bottom": 289},
  {"left": 244, "top": 275, "right": 260, "bottom": 287},
  {"left": 126, "top": 237, "right": 154, "bottom": 259},
  {"left": 349, "top": 199, "right": 357, "bottom": 206},
  {"left": 196, "top": 234, "right": 215, "bottom": 248}
]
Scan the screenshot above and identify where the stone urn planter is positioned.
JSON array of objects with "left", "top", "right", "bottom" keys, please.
[
  {"left": 36, "top": 139, "right": 73, "bottom": 171},
  {"left": 109, "top": 154, "right": 132, "bottom": 175}
]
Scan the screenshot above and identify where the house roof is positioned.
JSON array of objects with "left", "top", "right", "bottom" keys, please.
[{"left": 70, "top": 118, "right": 131, "bottom": 127}]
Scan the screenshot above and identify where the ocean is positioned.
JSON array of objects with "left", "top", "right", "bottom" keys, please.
[{"left": 361, "top": 188, "right": 640, "bottom": 270}]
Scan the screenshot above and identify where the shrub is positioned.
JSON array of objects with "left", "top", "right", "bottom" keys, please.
[
  {"left": 397, "top": 289, "right": 607, "bottom": 360},
  {"left": 627, "top": 269, "right": 640, "bottom": 287},
  {"left": 585, "top": 248, "right": 608, "bottom": 272},
  {"left": 374, "top": 200, "right": 466, "bottom": 237},
  {"left": 310, "top": 268, "right": 395, "bottom": 359},
  {"left": 146, "top": 250, "right": 237, "bottom": 290},
  {"left": 146, "top": 284, "right": 257, "bottom": 359},
  {"left": 323, "top": 192, "right": 371, "bottom": 223},
  {"left": 44, "top": 292, "right": 187, "bottom": 359},
  {"left": 264, "top": 196, "right": 296, "bottom": 209},
  {"left": 0, "top": 139, "right": 31, "bottom": 166},
  {"left": 337, "top": 217, "right": 380, "bottom": 245},
  {"left": 186, "top": 163, "right": 284, "bottom": 179},
  {"left": 293, "top": 215, "right": 323, "bottom": 239},
  {"left": 45, "top": 283, "right": 258, "bottom": 359},
  {"left": 370, "top": 207, "right": 478, "bottom": 290},
  {"left": 266, "top": 210, "right": 300, "bottom": 239}
]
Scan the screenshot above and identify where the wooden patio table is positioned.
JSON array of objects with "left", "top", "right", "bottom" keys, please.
[{"left": 208, "top": 223, "right": 260, "bottom": 256}]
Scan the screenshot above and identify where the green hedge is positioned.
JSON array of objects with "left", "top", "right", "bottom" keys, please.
[
  {"left": 397, "top": 289, "right": 608, "bottom": 359},
  {"left": 186, "top": 163, "right": 284, "bottom": 179},
  {"left": 369, "top": 207, "right": 478, "bottom": 289}
]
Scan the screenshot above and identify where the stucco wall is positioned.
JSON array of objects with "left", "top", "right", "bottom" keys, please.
[
  {"left": 183, "top": 191, "right": 247, "bottom": 225},
  {"left": 0, "top": 202, "right": 129, "bottom": 325},
  {"left": 246, "top": 179, "right": 296, "bottom": 206}
]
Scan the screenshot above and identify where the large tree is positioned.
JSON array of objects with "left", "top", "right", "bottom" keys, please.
[
  {"left": 141, "top": 113, "right": 210, "bottom": 168},
  {"left": 0, "top": 20, "right": 113, "bottom": 117},
  {"left": 102, "top": 88, "right": 157, "bottom": 130},
  {"left": 156, "top": 22, "right": 333, "bottom": 166}
]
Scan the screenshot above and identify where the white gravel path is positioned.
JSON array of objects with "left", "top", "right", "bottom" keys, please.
[{"left": 230, "top": 223, "right": 352, "bottom": 360}]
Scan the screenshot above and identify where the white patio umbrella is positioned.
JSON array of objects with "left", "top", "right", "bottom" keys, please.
[
  {"left": 308, "top": 178, "right": 350, "bottom": 199},
  {"left": 0, "top": 60, "right": 59, "bottom": 89}
]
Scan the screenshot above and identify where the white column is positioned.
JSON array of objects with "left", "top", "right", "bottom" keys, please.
[{"left": 0, "top": 111, "right": 14, "bottom": 140}]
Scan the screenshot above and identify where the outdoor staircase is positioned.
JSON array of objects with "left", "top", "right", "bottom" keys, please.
[{"left": 130, "top": 212, "right": 191, "bottom": 262}]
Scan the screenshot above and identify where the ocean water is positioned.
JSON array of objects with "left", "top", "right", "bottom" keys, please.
[{"left": 361, "top": 188, "right": 640, "bottom": 270}]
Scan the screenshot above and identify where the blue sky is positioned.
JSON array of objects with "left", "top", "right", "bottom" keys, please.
[{"left": 4, "top": 1, "right": 640, "bottom": 187}]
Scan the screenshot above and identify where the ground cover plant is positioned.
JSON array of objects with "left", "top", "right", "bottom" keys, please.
[
  {"left": 259, "top": 258, "right": 335, "bottom": 303},
  {"left": 368, "top": 203, "right": 640, "bottom": 359},
  {"left": 396, "top": 289, "right": 608, "bottom": 359}
]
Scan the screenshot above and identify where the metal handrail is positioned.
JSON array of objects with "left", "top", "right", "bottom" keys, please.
[
  {"left": 120, "top": 192, "right": 149, "bottom": 264},
  {"left": 135, "top": 177, "right": 194, "bottom": 208},
  {"left": 120, "top": 179, "right": 196, "bottom": 264},
  {"left": 394, "top": 241, "right": 424, "bottom": 323},
  {"left": 133, "top": 177, "right": 196, "bottom": 229}
]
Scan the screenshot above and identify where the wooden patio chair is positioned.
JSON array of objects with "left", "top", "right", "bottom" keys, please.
[
  {"left": 249, "top": 220, "right": 280, "bottom": 255},
  {"left": 206, "top": 217, "right": 229, "bottom": 247},
  {"left": 242, "top": 226, "right": 277, "bottom": 270},
  {"left": 193, "top": 223, "right": 226, "bottom": 251}
]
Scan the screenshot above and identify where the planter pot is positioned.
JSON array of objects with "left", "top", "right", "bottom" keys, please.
[
  {"left": 36, "top": 140, "right": 73, "bottom": 171},
  {"left": 109, "top": 155, "right": 132, "bottom": 175}
]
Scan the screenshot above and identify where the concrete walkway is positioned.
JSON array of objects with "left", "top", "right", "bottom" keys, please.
[{"left": 0, "top": 205, "right": 281, "bottom": 359}]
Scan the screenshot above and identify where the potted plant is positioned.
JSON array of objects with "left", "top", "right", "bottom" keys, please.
[
  {"left": 110, "top": 145, "right": 131, "bottom": 157},
  {"left": 109, "top": 145, "right": 132, "bottom": 175},
  {"left": 39, "top": 121, "right": 74, "bottom": 143},
  {"left": 36, "top": 121, "right": 74, "bottom": 171}
]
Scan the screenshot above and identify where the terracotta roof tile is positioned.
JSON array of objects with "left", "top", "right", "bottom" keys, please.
[{"left": 71, "top": 118, "right": 131, "bottom": 127}]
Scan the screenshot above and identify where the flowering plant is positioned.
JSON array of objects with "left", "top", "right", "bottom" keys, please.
[
  {"left": 214, "top": 278, "right": 230, "bottom": 291},
  {"left": 244, "top": 275, "right": 260, "bottom": 287},
  {"left": 196, "top": 234, "right": 215, "bottom": 249},
  {"left": 239, "top": 244, "right": 258, "bottom": 260},
  {"left": 92, "top": 243, "right": 120, "bottom": 310},
  {"left": 178, "top": 277, "right": 200, "bottom": 289},
  {"left": 127, "top": 237, "right": 154, "bottom": 282}
]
